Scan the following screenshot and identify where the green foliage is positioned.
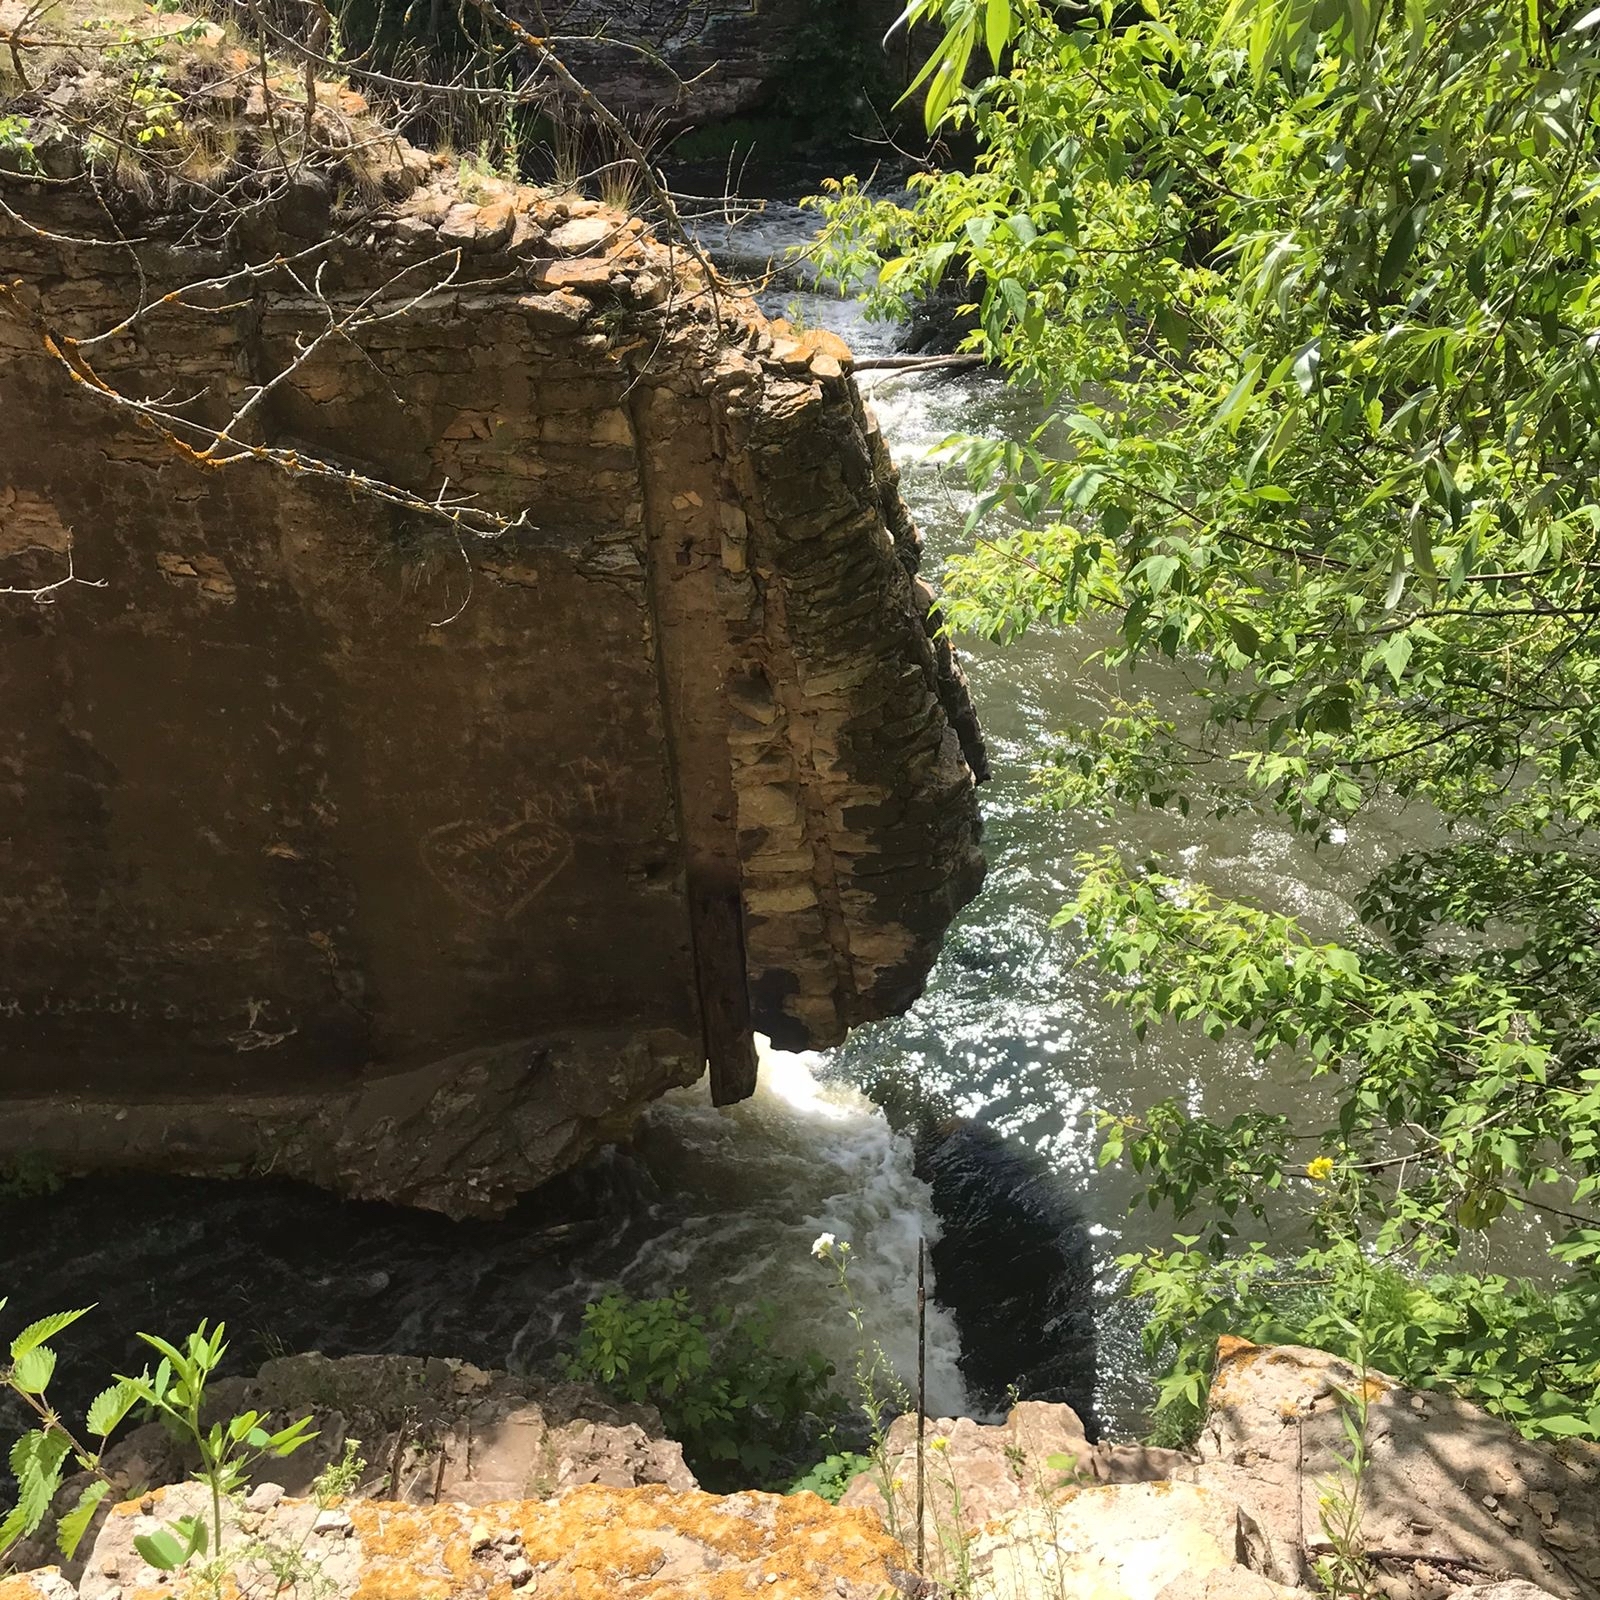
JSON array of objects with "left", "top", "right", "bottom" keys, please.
[
  {"left": 0, "top": 1301, "right": 314, "bottom": 1574},
  {"left": 0, "top": 114, "right": 38, "bottom": 174},
  {"left": 331, "top": 0, "right": 499, "bottom": 85},
  {"left": 2, "top": 1300, "right": 118, "bottom": 1563},
  {"left": 1313, "top": 1341, "right": 1378, "bottom": 1600},
  {"left": 769, "top": 0, "right": 905, "bottom": 145},
  {"left": 311, "top": 1439, "right": 367, "bottom": 1508},
  {"left": 817, "top": 0, "right": 1600, "bottom": 1442},
  {"left": 809, "top": 1235, "right": 915, "bottom": 1545},
  {"left": 784, "top": 1449, "right": 872, "bottom": 1502},
  {"left": 899, "top": 0, "right": 1018, "bottom": 130},
  {"left": 1128, "top": 1243, "right": 1600, "bottom": 1445},
  {"left": 565, "top": 1290, "right": 842, "bottom": 1492},
  {"left": 120, "top": 1320, "right": 318, "bottom": 1560},
  {"left": 0, "top": 1156, "right": 61, "bottom": 1204}
]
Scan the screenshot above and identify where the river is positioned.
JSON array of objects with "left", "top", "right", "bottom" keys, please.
[{"left": 0, "top": 178, "right": 1432, "bottom": 1447}]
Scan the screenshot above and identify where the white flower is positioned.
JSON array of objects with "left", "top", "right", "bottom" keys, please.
[{"left": 811, "top": 1232, "right": 837, "bottom": 1260}]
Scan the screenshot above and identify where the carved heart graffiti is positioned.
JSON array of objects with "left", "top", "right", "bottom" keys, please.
[{"left": 422, "top": 812, "right": 574, "bottom": 919}]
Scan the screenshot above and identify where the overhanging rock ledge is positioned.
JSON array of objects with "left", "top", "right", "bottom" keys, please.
[{"left": 0, "top": 93, "right": 987, "bottom": 1216}]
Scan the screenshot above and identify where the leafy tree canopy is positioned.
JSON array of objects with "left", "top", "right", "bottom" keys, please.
[{"left": 817, "top": 0, "right": 1600, "bottom": 1439}]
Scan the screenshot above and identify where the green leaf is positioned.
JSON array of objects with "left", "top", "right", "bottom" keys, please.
[
  {"left": 1291, "top": 340, "right": 1321, "bottom": 395},
  {"left": 135, "top": 1528, "right": 190, "bottom": 1571},
  {"left": 1532, "top": 1413, "right": 1593, "bottom": 1436},
  {"left": 8, "top": 1429, "right": 71, "bottom": 1537},
  {"left": 1381, "top": 632, "right": 1414, "bottom": 685},
  {"left": 57, "top": 1481, "right": 110, "bottom": 1558},
  {"left": 1378, "top": 204, "right": 1427, "bottom": 292},
  {"left": 135, "top": 1332, "right": 192, "bottom": 1379},
  {"left": 1006, "top": 212, "right": 1038, "bottom": 246},
  {"left": 985, "top": 0, "right": 1012, "bottom": 65},
  {"left": 1143, "top": 554, "right": 1181, "bottom": 596},
  {"left": 11, "top": 1346, "right": 57, "bottom": 1396},
  {"left": 0, "top": 1503, "right": 30, "bottom": 1559},
  {"left": 1214, "top": 355, "right": 1264, "bottom": 434},
  {"left": 10, "top": 1309, "right": 91, "bottom": 1362},
  {"left": 86, "top": 1381, "right": 140, "bottom": 1438},
  {"left": 1227, "top": 615, "right": 1262, "bottom": 657}
]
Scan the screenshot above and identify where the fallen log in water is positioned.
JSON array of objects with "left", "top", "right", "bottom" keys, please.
[{"left": 848, "top": 352, "right": 990, "bottom": 373}]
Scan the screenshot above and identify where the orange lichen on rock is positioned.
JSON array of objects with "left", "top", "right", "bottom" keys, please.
[
  {"left": 1206, "top": 1334, "right": 1261, "bottom": 1402},
  {"left": 0, "top": 1573, "right": 72, "bottom": 1599},
  {"left": 345, "top": 1486, "right": 908, "bottom": 1600}
]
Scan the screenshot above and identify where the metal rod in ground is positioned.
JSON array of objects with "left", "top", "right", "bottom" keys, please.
[{"left": 917, "top": 1235, "right": 927, "bottom": 1573}]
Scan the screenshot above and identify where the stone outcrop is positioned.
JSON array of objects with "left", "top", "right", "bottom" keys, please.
[
  {"left": 516, "top": 0, "right": 905, "bottom": 128},
  {"left": 7, "top": 1353, "right": 697, "bottom": 1580},
  {"left": 8, "top": 1343, "right": 1600, "bottom": 1600},
  {"left": 969, "top": 1481, "right": 1307, "bottom": 1600},
  {"left": 0, "top": 27, "right": 985, "bottom": 1213},
  {"left": 44, "top": 1480, "right": 918, "bottom": 1600},
  {"left": 1190, "top": 1339, "right": 1600, "bottom": 1600},
  {"left": 840, "top": 1400, "right": 1192, "bottom": 1546},
  {"left": 842, "top": 1347, "right": 1600, "bottom": 1600}
]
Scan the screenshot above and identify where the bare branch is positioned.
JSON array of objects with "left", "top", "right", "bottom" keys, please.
[{"left": 0, "top": 537, "right": 107, "bottom": 603}]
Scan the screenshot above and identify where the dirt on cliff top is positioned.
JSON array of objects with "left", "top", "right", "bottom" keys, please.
[{"left": 1, "top": 0, "right": 436, "bottom": 216}]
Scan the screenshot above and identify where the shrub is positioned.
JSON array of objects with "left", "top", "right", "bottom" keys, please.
[
  {"left": 785, "top": 1450, "right": 872, "bottom": 1503},
  {"left": 565, "top": 1290, "right": 842, "bottom": 1491}
]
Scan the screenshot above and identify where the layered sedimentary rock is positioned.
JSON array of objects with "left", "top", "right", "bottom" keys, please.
[{"left": 0, "top": 54, "right": 985, "bottom": 1214}]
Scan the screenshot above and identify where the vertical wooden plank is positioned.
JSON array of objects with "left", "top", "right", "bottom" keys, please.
[
  {"left": 688, "top": 874, "right": 758, "bottom": 1105},
  {"left": 633, "top": 382, "right": 759, "bottom": 1105}
]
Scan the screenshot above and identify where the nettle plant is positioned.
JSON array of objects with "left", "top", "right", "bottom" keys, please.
[
  {"left": 813, "top": 0, "right": 1600, "bottom": 1441},
  {"left": 1, "top": 1302, "right": 314, "bottom": 1572}
]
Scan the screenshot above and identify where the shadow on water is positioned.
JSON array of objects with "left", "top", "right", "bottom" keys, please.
[
  {"left": 0, "top": 1160, "right": 664, "bottom": 1425},
  {"left": 913, "top": 1119, "right": 1098, "bottom": 1435}
]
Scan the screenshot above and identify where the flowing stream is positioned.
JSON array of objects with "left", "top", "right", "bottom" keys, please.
[
  {"left": 704, "top": 186, "right": 1441, "bottom": 1430},
  {"left": 0, "top": 178, "right": 1456, "bottom": 1445}
]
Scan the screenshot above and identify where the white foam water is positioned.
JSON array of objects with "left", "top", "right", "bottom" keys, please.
[{"left": 596, "top": 1037, "right": 973, "bottom": 1417}]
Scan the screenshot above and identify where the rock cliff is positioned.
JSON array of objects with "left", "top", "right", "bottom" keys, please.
[
  {"left": 511, "top": 0, "right": 906, "bottom": 129},
  {"left": 0, "top": 22, "right": 985, "bottom": 1214}
]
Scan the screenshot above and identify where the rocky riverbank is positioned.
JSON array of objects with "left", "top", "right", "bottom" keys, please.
[{"left": 6, "top": 1341, "right": 1597, "bottom": 1600}]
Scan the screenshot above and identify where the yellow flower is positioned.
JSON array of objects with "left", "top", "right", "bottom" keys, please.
[
  {"left": 1306, "top": 1156, "right": 1335, "bottom": 1181},
  {"left": 930, "top": 1436, "right": 949, "bottom": 1453}
]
